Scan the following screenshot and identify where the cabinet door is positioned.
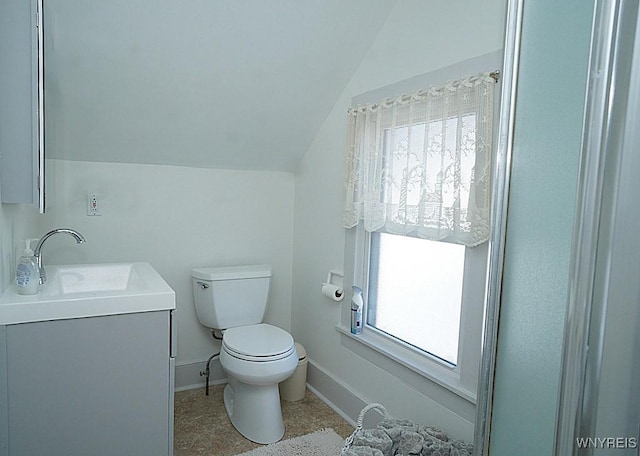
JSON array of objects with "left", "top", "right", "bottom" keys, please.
[
  {"left": 0, "top": 0, "right": 45, "bottom": 211},
  {"left": 6, "top": 311, "right": 171, "bottom": 456}
]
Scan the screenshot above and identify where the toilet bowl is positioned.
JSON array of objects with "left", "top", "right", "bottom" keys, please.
[{"left": 219, "top": 324, "right": 298, "bottom": 444}]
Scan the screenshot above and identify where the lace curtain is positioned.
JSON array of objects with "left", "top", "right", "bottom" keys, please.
[{"left": 343, "top": 72, "right": 495, "bottom": 247}]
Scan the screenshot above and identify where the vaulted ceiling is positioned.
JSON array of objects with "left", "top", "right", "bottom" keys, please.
[{"left": 44, "top": 0, "right": 396, "bottom": 171}]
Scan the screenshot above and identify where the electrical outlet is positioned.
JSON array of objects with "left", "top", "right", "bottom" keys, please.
[{"left": 87, "top": 193, "right": 101, "bottom": 216}]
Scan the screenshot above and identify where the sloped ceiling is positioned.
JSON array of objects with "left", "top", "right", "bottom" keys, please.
[{"left": 44, "top": 0, "right": 396, "bottom": 172}]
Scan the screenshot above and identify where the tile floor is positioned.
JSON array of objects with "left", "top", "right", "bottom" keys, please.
[{"left": 174, "top": 384, "right": 354, "bottom": 456}]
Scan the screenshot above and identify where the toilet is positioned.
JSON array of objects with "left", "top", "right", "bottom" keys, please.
[{"left": 192, "top": 264, "right": 298, "bottom": 444}]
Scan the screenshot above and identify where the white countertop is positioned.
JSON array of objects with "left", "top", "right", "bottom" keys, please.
[{"left": 0, "top": 262, "right": 175, "bottom": 325}]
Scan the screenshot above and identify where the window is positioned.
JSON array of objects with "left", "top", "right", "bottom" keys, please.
[
  {"left": 342, "top": 71, "right": 496, "bottom": 398},
  {"left": 367, "top": 233, "right": 465, "bottom": 366}
]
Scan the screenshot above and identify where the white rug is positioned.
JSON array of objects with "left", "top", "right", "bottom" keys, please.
[{"left": 236, "top": 428, "right": 344, "bottom": 456}]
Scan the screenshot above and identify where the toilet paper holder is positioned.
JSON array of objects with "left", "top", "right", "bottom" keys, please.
[
  {"left": 321, "top": 270, "right": 344, "bottom": 302},
  {"left": 325, "top": 270, "right": 344, "bottom": 287}
]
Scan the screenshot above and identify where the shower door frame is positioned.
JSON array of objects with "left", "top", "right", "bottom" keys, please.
[{"left": 555, "top": 0, "right": 640, "bottom": 453}]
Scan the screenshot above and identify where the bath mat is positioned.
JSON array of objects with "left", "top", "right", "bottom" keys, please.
[{"left": 236, "top": 428, "right": 344, "bottom": 456}]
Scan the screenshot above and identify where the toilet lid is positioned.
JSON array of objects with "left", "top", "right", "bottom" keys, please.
[{"left": 223, "top": 324, "right": 294, "bottom": 360}]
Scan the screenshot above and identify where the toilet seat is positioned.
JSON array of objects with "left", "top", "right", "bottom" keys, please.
[{"left": 223, "top": 323, "right": 295, "bottom": 362}]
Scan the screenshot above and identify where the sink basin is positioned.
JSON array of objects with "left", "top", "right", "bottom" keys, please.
[
  {"left": 0, "top": 262, "right": 175, "bottom": 325},
  {"left": 47, "top": 263, "right": 146, "bottom": 296}
]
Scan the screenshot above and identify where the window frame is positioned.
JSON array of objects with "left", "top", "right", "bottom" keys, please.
[{"left": 339, "top": 224, "right": 487, "bottom": 401}]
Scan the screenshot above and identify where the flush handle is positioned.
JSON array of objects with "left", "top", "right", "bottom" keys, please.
[{"left": 196, "top": 281, "right": 209, "bottom": 289}]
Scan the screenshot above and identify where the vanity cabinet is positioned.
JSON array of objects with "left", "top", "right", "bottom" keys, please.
[
  {"left": 0, "top": 311, "right": 175, "bottom": 456},
  {"left": 0, "top": 0, "right": 45, "bottom": 211}
]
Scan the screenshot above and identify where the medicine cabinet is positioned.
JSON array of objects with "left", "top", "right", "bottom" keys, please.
[{"left": 0, "top": 0, "right": 46, "bottom": 213}]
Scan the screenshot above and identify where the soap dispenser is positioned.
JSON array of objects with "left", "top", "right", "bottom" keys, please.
[{"left": 16, "top": 239, "right": 39, "bottom": 295}]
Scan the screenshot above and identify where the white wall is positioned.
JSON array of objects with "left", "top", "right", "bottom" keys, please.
[
  {"left": 0, "top": 206, "right": 18, "bottom": 289},
  {"left": 34, "top": 159, "right": 294, "bottom": 364},
  {"left": 291, "top": 0, "right": 507, "bottom": 442}
]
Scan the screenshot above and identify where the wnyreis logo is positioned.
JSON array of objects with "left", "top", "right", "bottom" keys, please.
[{"left": 576, "top": 437, "right": 638, "bottom": 449}]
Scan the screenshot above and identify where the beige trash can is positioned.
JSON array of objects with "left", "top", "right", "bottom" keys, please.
[{"left": 279, "top": 342, "right": 307, "bottom": 402}]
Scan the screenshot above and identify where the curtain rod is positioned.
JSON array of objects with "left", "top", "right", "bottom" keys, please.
[{"left": 348, "top": 71, "right": 501, "bottom": 115}]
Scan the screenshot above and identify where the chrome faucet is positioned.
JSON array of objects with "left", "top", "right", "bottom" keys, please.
[{"left": 33, "top": 228, "right": 86, "bottom": 284}]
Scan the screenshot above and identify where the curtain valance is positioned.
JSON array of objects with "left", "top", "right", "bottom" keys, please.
[{"left": 343, "top": 72, "right": 495, "bottom": 247}]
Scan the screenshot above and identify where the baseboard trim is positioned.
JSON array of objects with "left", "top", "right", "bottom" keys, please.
[
  {"left": 305, "top": 383, "right": 356, "bottom": 428},
  {"left": 306, "top": 360, "right": 383, "bottom": 429},
  {"left": 174, "top": 357, "right": 226, "bottom": 392}
]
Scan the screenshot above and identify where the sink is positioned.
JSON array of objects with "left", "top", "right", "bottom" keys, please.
[
  {"left": 47, "top": 263, "right": 146, "bottom": 296},
  {"left": 0, "top": 262, "right": 175, "bottom": 325}
]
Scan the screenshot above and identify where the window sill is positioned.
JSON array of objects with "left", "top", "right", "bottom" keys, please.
[{"left": 336, "top": 325, "right": 477, "bottom": 405}]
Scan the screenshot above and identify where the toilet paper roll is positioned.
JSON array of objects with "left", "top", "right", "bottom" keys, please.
[{"left": 321, "top": 283, "right": 344, "bottom": 301}]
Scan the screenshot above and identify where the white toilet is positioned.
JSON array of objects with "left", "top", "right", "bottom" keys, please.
[{"left": 192, "top": 264, "right": 298, "bottom": 444}]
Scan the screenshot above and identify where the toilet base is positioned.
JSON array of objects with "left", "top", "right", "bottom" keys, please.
[{"left": 223, "top": 378, "right": 285, "bottom": 444}]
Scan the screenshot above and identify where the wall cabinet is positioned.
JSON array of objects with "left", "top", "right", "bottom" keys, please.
[
  {"left": 0, "top": 311, "right": 175, "bottom": 456},
  {"left": 0, "top": 0, "right": 45, "bottom": 211}
]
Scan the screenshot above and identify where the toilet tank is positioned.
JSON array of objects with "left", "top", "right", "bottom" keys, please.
[{"left": 192, "top": 264, "right": 272, "bottom": 330}]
